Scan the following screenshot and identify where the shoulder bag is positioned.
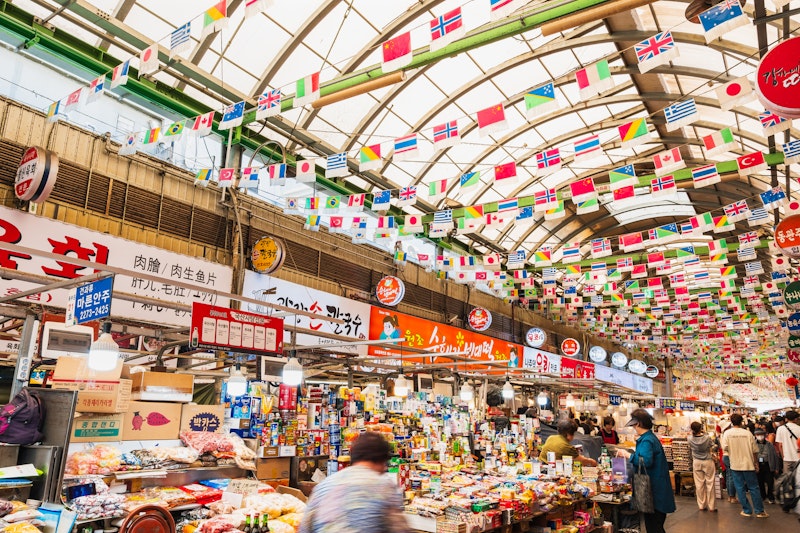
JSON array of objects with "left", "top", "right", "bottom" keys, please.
[{"left": 632, "top": 456, "right": 655, "bottom": 514}]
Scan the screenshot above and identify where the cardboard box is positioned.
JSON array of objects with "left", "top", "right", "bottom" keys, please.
[
  {"left": 260, "top": 446, "right": 279, "bottom": 458},
  {"left": 52, "top": 379, "right": 132, "bottom": 414},
  {"left": 52, "top": 355, "right": 124, "bottom": 382},
  {"left": 71, "top": 414, "right": 124, "bottom": 442},
  {"left": 130, "top": 371, "right": 194, "bottom": 402},
  {"left": 256, "top": 457, "right": 291, "bottom": 480},
  {"left": 277, "top": 485, "right": 308, "bottom": 503},
  {"left": 122, "top": 401, "right": 182, "bottom": 440},
  {"left": 180, "top": 404, "right": 225, "bottom": 433}
]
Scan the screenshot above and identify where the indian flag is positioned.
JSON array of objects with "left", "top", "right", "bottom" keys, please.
[
  {"left": 202, "top": 1, "right": 228, "bottom": 38},
  {"left": 294, "top": 72, "right": 320, "bottom": 107}
]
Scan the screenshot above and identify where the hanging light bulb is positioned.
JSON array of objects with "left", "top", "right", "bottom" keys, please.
[
  {"left": 394, "top": 373, "right": 409, "bottom": 397},
  {"left": 87, "top": 322, "right": 121, "bottom": 371},
  {"left": 226, "top": 366, "right": 248, "bottom": 397},
  {"left": 502, "top": 378, "right": 514, "bottom": 400},
  {"left": 460, "top": 381, "right": 474, "bottom": 402},
  {"left": 282, "top": 357, "right": 304, "bottom": 386},
  {"left": 537, "top": 391, "right": 549, "bottom": 407},
  {"left": 565, "top": 393, "right": 576, "bottom": 408}
]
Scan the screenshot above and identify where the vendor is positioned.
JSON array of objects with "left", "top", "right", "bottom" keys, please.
[
  {"left": 540, "top": 419, "right": 598, "bottom": 466},
  {"left": 600, "top": 416, "right": 619, "bottom": 445}
]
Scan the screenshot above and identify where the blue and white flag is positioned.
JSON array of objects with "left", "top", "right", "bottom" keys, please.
[
  {"left": 747, "top": 207, "right": 770, "bottom": 226},
  {"left": 219, "top": 101, "right": 245, "bottom": 130},
  {"left": 371, "top": 190, "right": 391, "bottom": 211},
  {"left": 240, "top": 167, "right": 260, "bottom": 189},
  {"left": 432, "top": 209, "right": 453, "bottom": 228},
  {"left": 782, "top": 139, "right": 800, "bottom": 165},
  {"left": 664, "top": 98, "right": 698, "bottom": 131},
  {"left": 760, "top": 186, "right": 786, "bottom": 210},
  {"left": 170, "top": 22, "right": 193, "bottom": 57},
  {"left": 326, "top": 152, "right": 348, "bottom": 178},
  {"left": 698, "top": 0, "right": 749, "bottom": 43}
]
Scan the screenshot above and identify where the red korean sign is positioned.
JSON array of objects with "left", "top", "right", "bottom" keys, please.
[
  {"left": 775, "top": 215, "right": 800, "bottom": 258},
  {"left": 560, "top": 356, "right": 595, "bottom": 380},
  {"left": 560, "top": 337, "right": 580, "bottom": 357},
  {"left": 15, "top": 146, "right": 59, "bottom": 204},
  {"left": 756, "top": 36, "right": 800, "bottom": 119},
  {"left": 467, "top": 307, "right": 492, "bottom": 331},
  {"left": 368, "top": 306, "right": 522, "bottom": 368},
  {"left": 191, "top": 302, "right": 283, "bottom": 354},
  {"left": 375, "top": 276, "right": 404, "bottom": 306}
]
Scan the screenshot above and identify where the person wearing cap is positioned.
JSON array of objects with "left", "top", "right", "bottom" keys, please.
[
  {"left": 688, "top": 421, "right": 717, "bottom": 512},
  {"left": 724, "top": 413, "right": 768, "bottom": 518},
  {"left": 617, "top": 409, "right": 675, "bottom": 533},
  {"left": 775, "top": 410, "right": 800, "bottom": 474},
  {"left": 755, "top": 428, "right": 780, "bottom": 504}
]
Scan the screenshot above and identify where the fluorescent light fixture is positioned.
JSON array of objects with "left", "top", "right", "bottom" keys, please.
[
  {"left": 87, "top": 323, "right": 121, "bottom": 371},
  {"left": 282, "top": 357, "right": 304, "bottom": 386}
]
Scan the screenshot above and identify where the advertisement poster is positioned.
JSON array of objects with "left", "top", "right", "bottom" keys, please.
[{"left": 191, "top": 302, "right": 283, "bottom": 354}]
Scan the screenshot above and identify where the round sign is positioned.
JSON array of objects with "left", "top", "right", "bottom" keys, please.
[
  {"left": 789, "top": 336, "right": 800, "bottom": 350},
  {"left": 375, "top": 276, "right": 405, "bottom": 306},
  {"left": 525, "top": 327, "right": 547, "bottom": 348},
  {"left": 467, "top": 307, "right": 492, "bottom": 331},
  {"left": 561, "top": 338, "right": 580, "bottom": 357},
  {"left": 250, "top": 236, "right": 285, "bottom": 274},
  {"left": 775, "top": 215, "right": 800, "bottom": 258},
  {"left": 645, "top": 365, "right": 660, "bottom": 378},
  {"left": 15, "top": 146, "right": 59, "bottom": 203},
  {"left": 785, "top": 281, "right": 800, "bottom": 308},
  {"left": 789, "top": 349, "right": 800, "bottom": 364},
  {"left": 788, "top": 312, "right": 800, "bottom": 335},
  {"left": 628, "top": 359, "right": 647, "bottom": 374},
  {"left": 756, "top": 36, "right": 800, "bottom": 119},
  {"left": 588, "top": 345, "right": 607, "bottom": 363},
  {"left": 611, "top": 351, "right": 628, "bottom": 367}
]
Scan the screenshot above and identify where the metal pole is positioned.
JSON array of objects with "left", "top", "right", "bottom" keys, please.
[{"left": 11, "top": 314, "right": 38, "bottom": 397}]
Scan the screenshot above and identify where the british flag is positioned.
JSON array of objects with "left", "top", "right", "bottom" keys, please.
[
  {"left": 257, "top": 89, "right": 282, "bottom": 119},
  {"left": 635, "top": 31, "right": 676, "bottom": 64},
  {"left": 398, "top": 186, "right": 417, "bottom": 203},
  {"left": 723, "top": 199, "right": 749, "bottom": 220},
  {"left": 738, "top": 231, "right": 760, "bottom": 246},
  {"left": 759, "top": 110, "right": 789, "bottom": 135}
]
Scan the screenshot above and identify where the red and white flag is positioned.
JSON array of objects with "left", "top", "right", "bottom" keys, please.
[
  {"left": 652, "top": 147, "right": 684, "bottom": 176},
  {"left": 381, "top": 32, "right": 412, "bottom": 73}
]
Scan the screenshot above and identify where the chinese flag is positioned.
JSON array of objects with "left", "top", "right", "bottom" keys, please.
[
  {"left": 570, "top": 177, "right": 596, "bottom": 203},
  {"left": 477, "top": 103, "right": 507, "bottom": 136},
  {"left": 612, "top": 185, "right": 634, "bottom": 201},
  {"left": 494, "top": 161, "right": 517, "bottom": 181},
  {"left": 382, "top": 32, "right": 412, "bottom": 72}
]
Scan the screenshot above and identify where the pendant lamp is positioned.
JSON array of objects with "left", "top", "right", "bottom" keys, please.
[{"left": 87, "top": 322, "right": 121, "bottom": 371}]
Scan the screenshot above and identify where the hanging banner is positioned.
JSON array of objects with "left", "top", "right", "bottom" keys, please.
[
  {"left": 560, "top": 356, "right": 595, "bottom": 380},
  {"left": 368, "top": 307, "right": 522, "bottom": 367},
  {"left": 522, "top": 347, "right": 561, "bottom": 374},
  {"left": 190, "top": 302, "right": 283, "bottom": 354},
  {"left": 0, "top": 206, "right": 232, "bottom": 326},
  {"left": 242, "top": 270, "right": 371, "bottom": 356}
]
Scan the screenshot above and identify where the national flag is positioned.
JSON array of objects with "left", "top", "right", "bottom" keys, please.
[
  {"left": 570, "top": 177, "right": 596, "bottom": 203},
  {"left": 573, "top": 134, "right": 602, "bottom": 163},
  {"left": 562, "top": 243, "right": 582, "bottom": 263},
  {"left": 692, "top": 164, "right": 720, "bottom": 188},
  {"left": 304, "top": 215, "right": 321, "bottom": 232},
  {"left": 219, "top": 101, "right": 245, "bottom": 130},
  {"left": 490, "top": 0, "right": 523, "bottom": 20},
  {"left": 354, "top": 143, "right": 381, "bottom": 172},
  {"left": 142, "top": 127, "right": 160, "bottom": 145},
  {"left": 62, "top": 87, "right": 82, "bottom": 111},
  {"left": 304, "top": 197, "right": 320, "bottom": 211},
  {"left": 723, "top": 200, "right": 750, "bottom": 222},
  {"left": 609, "top": 164, "right": 636, "bottom": 190},
  {"left": 110, "top": 60, "right": 130, "bottom": 88},
  {"left": 372, "top": 190, "right": 391, "bottom": 211},
  {"left": 591, "top": 238, "right": 612, "bottom": 258},
  {"left": 295, "top": 159, "right": 316, "bottom": 183},
  {"left": 714, "top": 214, "right": 733, "bottom": 233},
  {"left": 745, "top": 261, "right": 764, "bottom": 276},
  {"left": 618, "top": 118, "right": 650, "bottom": 148},
  {"left": 715, "top": 77, "right": 754, "bottom": 111},
  {"left": 429, "top": 8, "right": 464, "bottom": 52},
  {"left": 691, "top": 212, "right": 715, "bottom": 232},
  {"left": 650, "top": 175, "right": 676, "bottom": 196},
  {"left": 535, "top": 148, "right": 561, "bottom": 175},
  {"left": 613, "top": 186, "right": 635, "bottom": 202},
  {"left": 670, "top": 273, "right": 686, "bottom": 287},
  {"left": 577, "top": 198, "right": 599, "bottom": 214},
  {"left": 382, "top": 31, "right": 412, "bottom": 73},
  {"left": 139, "top": 43, "right": 159, "bottom": 76},
  {"left": 460, "top": 171, "right": 480, "bottom": 190},
  {"left": 163, "top": 120, "right": 185, "bottom": 140},
  {"left": 256, "top": 89, "right": 282, "bottom": 120},
  {"left": 245, "top": 0, "right": 272, "bottom": 18},
  {"left": 86, "top": 75, "right": 105, "bottom": 105},
  {"left": 782, "top": 139, "right": 800, "bottom": 165},
  {"left": 194, "top": 168, "right": 212, "bottom": 187},
  {"left": 702, "top": 127, "right": 737, "bottom": 157},
  {"left": 720, "top": 266, "right": 737, "bottom": 280},
  {"left": 427, "top": 178, "right": 448, "bottom": 201},
  {"left": 169, "top": 22, "right": 192, "bottom": 57},
  {"left": 118, "top": 132, "right": 138, "bottom": 155},
  {"left": 404, "top": 214, "right": 424, "bottom": 233},
  {"left": 653, "top": 147, "right": 684, "bottom": 176},
  {"left": 484, "top": 253, "right": 502, "bottom": 270},
  {"left": 494, "top": 161, "right": 517, "bottom": 182},
  {"left": 742, "top": 275, "right": 760, "bottom": 287},
  {"left": 217, "top": 167, "right": 235, "bottom": 188},
  {"left": 396, "top": 186, "right": 417, "bottom": 207},
  {"left": 760, "top": 186, "right": 786, "bottom": 210},
  {"left": 377, "top": 216, "right": 396, "bottom": 230},
  {"left": 747, "top": 207, "right": 770, "bottom": 226},
  {"left": 268, "top": 163, "right": 287, "bottom": 186},
  {"left": 294, "top": 72, "right": 320, "bottom": 107},
  {"left": 202, "top": 1, "right": 228, "bottom": 38},
  {"left": 534, "top": 188, "right": 558, "bottom": 211},
  {"left": 524, "top": 82, "right": 558, "bottom": 118},
  {"left": 664, "top": 99, "right": 698, "bottom": 130},
  {"left": 432, "top": 209, "right": 453, "bottom": 229},
  {"left": 240, "top": 167, "right": 259, "bottom": 189},
  {"left": 324, "top": 195, "right": 341, "bottom": 212},
  {"left": 393, "top": 133, "right": 419, "bottom": 161},
  {"left": 575, "top": 59, "right": 614, "bottom": 100},
  {"left": 507, "top": 250, "right": 527, "bottom": 270},
  {"left": 477, "top": 103, "right": 507, "bottom": 136},
  {"left": 738, "top": 231, "right": 760, "bottom": 247},
  {"left": 191, "top": 111, "right": 215, "bottom": 136},
  {"left": 45, "top": 100, "right": 60, "bottom": 122},
  {"left": 679, "top": 222, "right": 695, "bottom": 236},
  {"left": 497, "top": 198, "right": 518, "bottom": 212},
  {"left": 635, "top": 31, "right": 678, "bottom": 73},
  {"left": 544, "top": 200, "right": 565, "bottom": 220},
  {"left": 326, "top": 152, "right": 348, "bottom": 178},
  {"left": 615, "top": 257, "right": 633, "bottom": 272},
  {"left": 284, "top": 198, "right": 301, "bottom": 214},
  {"left": 737, "top": 152, "right": 767, "bottom": 175},
  {"left": 432, "top": 120, "right": 459, "bottom": 150},
  {"left": 759, "top": 110, "right": 791, "bottom": 137},
  {"left": 656, "top": 223, "right": 679, "bottom": 242},
  {"left": 698, "top": 0, "right": 749, "bottom": 43},
  {"left": 619, "top": 232, "right": 644, "bottom": 251},
  {"left": 533, "top": 247, "right": 552, "bottom": 266}
]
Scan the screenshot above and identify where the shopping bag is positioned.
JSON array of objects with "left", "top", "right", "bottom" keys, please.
[{"left": 632, "top": 457, "right": 655, "bottom": 513}]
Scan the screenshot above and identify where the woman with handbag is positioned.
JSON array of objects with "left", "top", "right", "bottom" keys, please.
[{"left": 617, "top": 409, "right": 676, "bottom": 533}]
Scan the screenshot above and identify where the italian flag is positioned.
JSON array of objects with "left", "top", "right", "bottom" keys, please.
[
  {"left": 702, "top": 128, "right": 737, "bottom": 157},
  {"left": 294, "top": 72, "right": 320, "bottom": 107},
  {"left": 575, "top": 60, "right": 614, "bottom": 100}
]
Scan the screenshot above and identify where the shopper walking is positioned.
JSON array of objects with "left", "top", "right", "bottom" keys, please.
[
  {"left": 754, "top": 428, "right": 780, "bottom": 504},
  {"left": 724, "top": 414, "right": 768, "bottom": 518},
  {"left": 298, "top": 432, "right": 410, "bottom": 533},
  {"left": 720, "top": 423, "right": 737, "bottom": 503},
  {"left": 775, "top": 410, "right": 800, "bottom": 474},
  {"left": 688, "top": 421, "right": 717, "bottom": 512},
  {"left": 617, "top": 409, "right": 675, "bottom": 533}
]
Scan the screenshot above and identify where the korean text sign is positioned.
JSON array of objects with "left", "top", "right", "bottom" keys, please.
[{"left": 191, "top": 302, "right": 284, "bottom": 354}]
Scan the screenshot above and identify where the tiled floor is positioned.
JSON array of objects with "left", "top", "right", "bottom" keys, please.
[{"left": 664, "top": 495, "right": 800, "bottom": 532}]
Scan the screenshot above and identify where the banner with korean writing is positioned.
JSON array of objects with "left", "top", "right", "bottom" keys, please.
[
  {"left": 368, "top": 307, "right": 522, "bottom": 367},
  {"left": 0, "top": 206, "right": 232, "bottom": 326},
  {"left": 560, "top": 356, "right": 595, "bottom": 380},
  {"left": 242, "top": 270, "right": 371, "bottom": 355},
  {"left": 191, "top": 302, "right": 283, "bottom": 354},
  {"left": 522, "top": 347, "right": 561, "bottom": 374}
]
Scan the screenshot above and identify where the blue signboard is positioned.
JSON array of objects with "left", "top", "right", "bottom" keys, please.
[
  {"left": 69, "top": 277, "right": 113, "bottom": 324},
  {"left": 608, "top": 394, "right": 621, "bottom": 406}
]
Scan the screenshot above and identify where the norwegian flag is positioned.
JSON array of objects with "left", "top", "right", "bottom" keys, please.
[
  {"left": 396, "top": 186, "right": 417, "bottom": 207},
  {"left": 617, "top": 257, "right": 634, "bottom": 271},
  {"left": 650, "top": 175, "right": 676, "bottom": 196},
  {"left": 635, "top": 31, "right": 678, "bottom": 73},
  {"left": 534, "top": 188, "right": 558, "bottom": 211},
  {"left": 535, "top": 148, "right": 562, "bottom": 175},
  {"left": 723, "top": 199, "right": 750, "bottom": 222},
  {"left": 432, "top": 120, "right": 459, "bottom": 150},
  {"left": 591, "top": 238, "right": 612, "bottom": 258},
  {"left": 429, "top": 7, "right": 465, "bottom": 52}
]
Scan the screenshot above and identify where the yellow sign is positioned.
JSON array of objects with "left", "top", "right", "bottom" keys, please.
[{"left": 250, "top": 236, "right": 285, "bottom": 274}]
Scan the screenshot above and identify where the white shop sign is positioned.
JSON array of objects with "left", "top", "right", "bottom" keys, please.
[
  {"left": 0, "top": 206, "right": 232, "bottom": 326},
  {"left": 242, "top": 270, "right": 371, "bottom": 356},
  {"left": 522, "top": 347, "right": 561, "bottom": 374},
  {"left": 594, "top": 364, "right": 654, "bottom": 394}
]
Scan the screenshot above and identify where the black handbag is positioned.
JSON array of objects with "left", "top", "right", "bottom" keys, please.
[{"left": 633, "top": 456, "right": 655, "bottom": 513}]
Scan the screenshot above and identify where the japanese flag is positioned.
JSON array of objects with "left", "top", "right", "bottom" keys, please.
[{"left": 295, "top": 159, "right": 316, "bottom": 183}]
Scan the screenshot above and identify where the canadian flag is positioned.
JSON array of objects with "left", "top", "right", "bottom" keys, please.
[{"left": 652, "top": 147, "right": 684, "bottom": 176}]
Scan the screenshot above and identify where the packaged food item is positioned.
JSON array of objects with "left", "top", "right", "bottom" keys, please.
[
  {"left": 178, "top": 484, "right": 223, "bottom": 506},
  {"left": 64, "top": 446, "right": 122, "bottom": 475},
  {"left": 68, "top": 493, "right": 125, "bottom": 520},
  {"left": 2, "top": 522, "right": 41, "bottom": 533},
  {"left": 180, "top": 431, "right": 234, "bottom": 454}
]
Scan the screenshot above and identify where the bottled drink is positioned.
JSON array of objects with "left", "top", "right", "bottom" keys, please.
[
  {"left": 253, "top": 514, "right": 260, "bottom": 533},
  {"left": 243, "top": 514, "right": 252, "bottom": 533},
  {"left": 260, "top": 513, "right": 269, "bottom": 533}
]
